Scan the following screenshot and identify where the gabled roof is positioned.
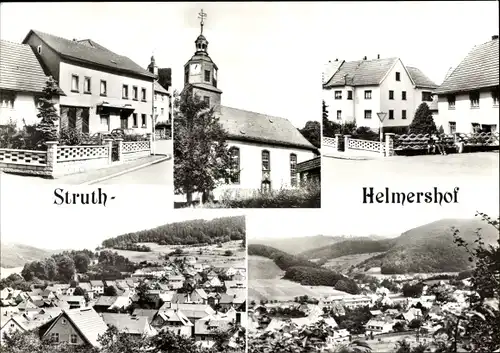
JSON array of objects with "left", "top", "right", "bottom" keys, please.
[
  {"left": 132, "top": 309, "right": 158, "bottom": 323},
  {"left": 323, "top": 60, "right": 343, "bottom": 84},
  {"left": 94, "top": 296, "right": 117, "bottom": 307},
  {"left": 157, "top": 309, "right": 192, "bottom": 326},
  {"left": 406, "top": 67, "right": 438, "bottom": 89},
  {"left": 323, "top": 57, "right": 399, "bottom": 88},
  {"left": 435, "top": 37, "right": 499, "bottom": 94},
  {"left": 0, "top": 40, "right": 63, "bottom": 94},
  {"left": 22, "top": 30, "right": 155, "bottom": 80},
  {"left": 154, "top": 81, "right": 169, "bottom": 94},
  {"left": 101, "top": 313, "right": 150, "bottom": 335},
  {"left": 218, "top": 106, "right": 317, "bottom": 151}
]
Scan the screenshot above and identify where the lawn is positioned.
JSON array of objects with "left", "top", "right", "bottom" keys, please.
[{"left": 104, "top": 240, "right": 246, "bottom": 268}]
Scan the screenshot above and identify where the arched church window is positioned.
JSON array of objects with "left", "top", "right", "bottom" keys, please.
[
  {"left": 229, "top": 147, "right": 240, "bottom": 184},
  {"left": 262, "top": 150, "right": 270, "bottom": 172},
  {"left": 290, "top": 153, "right": 297, "bottom": 187}
]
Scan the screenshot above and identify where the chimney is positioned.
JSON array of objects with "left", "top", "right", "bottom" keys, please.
[
  {"left": 363, "top": 56, "right": 367, "bottom": 60},
  {"left": 335, "top": 58, "right": 338, "bottom": 61},
  {"left": 492, "top": 35, "right": 499, "bottom": 40},
  {"left": 377, "top": 54, "right": 380, "bottom": 59},
  {"left": 72, "top": 39, "right": 77, "bottom": 42}
]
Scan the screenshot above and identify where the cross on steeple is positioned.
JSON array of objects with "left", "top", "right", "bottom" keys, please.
[{"left": 198, "top": 9, "right": 207, "bottom": 34}]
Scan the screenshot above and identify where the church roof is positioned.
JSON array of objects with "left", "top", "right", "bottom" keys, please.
[{"left": 218, "top": 106, "right": 317, "bottom": 151}]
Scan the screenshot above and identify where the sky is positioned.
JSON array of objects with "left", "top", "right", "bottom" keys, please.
[
  {"left": 0, "top": 182, "right": 243, "bottom": 250},
  {"left": 319, "top": 1, "right": 500, "bottom": 85},
  {"left": 0, "top": 2, "right": 323, "bottom": 129}
]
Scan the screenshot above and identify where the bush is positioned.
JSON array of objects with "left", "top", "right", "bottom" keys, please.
[
  {"left": 58, "top": 127, "right": 88, "bottom": 146},
  {"left": 0, "top": 120, "right": 45, "bottom": 150},
  {"left": 123, "top": 133, "right": 148, "bottom": 142},
  {"left": 198, "top": 181, "right": 321, "bottom": 208},
  {"left": 224, "top": 250, "right": 234, "bottom": 257},
  {"left": 352, "top": 126, "right": 379, "bottom": 141}
]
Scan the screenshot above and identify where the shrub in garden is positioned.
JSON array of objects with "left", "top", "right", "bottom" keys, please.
[
  {"left": 36, "top": 76, "right": 60, "bottom": 143},
  {"left": 0, "top": 120, "right": 44, "bottom": 150},
  {"left": 408, "top": 103, "right": 437, "bottom": 135}
]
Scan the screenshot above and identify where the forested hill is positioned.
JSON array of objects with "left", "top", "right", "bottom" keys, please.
[
  {"left": 248, "top": 244, "right": 360, "bottom": 294},
  {"left": 102, "top": 216, "right": 245, "bottom": 248},
  {"left": 300, "top": 238, "right": 397, "bottom": 260}
]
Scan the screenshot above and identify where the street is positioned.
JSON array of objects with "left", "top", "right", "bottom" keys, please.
[{"left": 95, "top": 159, "right": 172, "bottom": 185}]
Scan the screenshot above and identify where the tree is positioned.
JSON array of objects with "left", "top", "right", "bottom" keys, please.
[
  {"left": 104, "top": 285, "right": 118, "bottom": 296},
  {"left": 148, "top": 328, "right": 207, "bottom": 353},
  {"left": 98, "top": 326, "right": 144, "bottom": 353},
  {"left": 322, "top": 100, "right": 335, "bottom": 137},
  {"left": 73, "top": 253, "right": 91, "bottom": 273},
  {"left": 393, "top": 321, "right": 407, "bottom": 332},
  {"left": 402, "top": 283, "right": 424, "bottom": 298},
  {"left": 36, "top": 76, "right": 60, "bottom": 144},
  {"left": 224, "top": 250, "right": 234, "bottom": 257},
  {"left": 408, "top": 103, "right": 437, "bottom": 135},
  {"left": 174, "top": 91, "right": 231, "bottom": 203},
  {"left": 433, "top": 212, "right": 500, "bottom": 353},
  {"left": 56, "top": 255, "right": 76, "bottom": 282},
  {"left": 299, "top": 121, "right": 321, "bottom": 148}
]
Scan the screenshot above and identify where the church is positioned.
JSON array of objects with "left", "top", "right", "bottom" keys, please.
[{"left": 177, "top": 10, "right": 319, "bottom": 202}]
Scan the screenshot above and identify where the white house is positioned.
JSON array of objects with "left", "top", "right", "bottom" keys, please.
[
  {"left": 434, "top": 35, "right": 499, "bottom": 134},
  {"left": 323, "top": 56, "right": 437, "bottom": 131},
  {"left": 0, "top": 40, "right": 63, "bottom": 128},
  {"left": 365, "top": 317, "right": 396, "bottom": 334},
  {"left": 22, "top": 29, "right": 156, "bottom": 135}
]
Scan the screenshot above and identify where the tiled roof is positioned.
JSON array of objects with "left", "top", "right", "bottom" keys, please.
[
  {"left": 218, "top": 106, "right": 317, "bottom": 151},
  {"left": 101, "top": 313, "right": 149, "bottom": 334},
  {"left": 154, "top": 81, "right": 169, "bottom": 94},
  {"left": 132, "top": 309, "right": 158, "bottom": 323},
  {"left": 195, "top": 314, "right": 232, "bottom": 335},
  {"left": 322, "top": 60, "right": 343, "bottom": 84},
  {"left": 406, "top": 67, "right": 438, "bottom": 89},
  {"left": 158, "top": 309, "right": 192, "bottom": 326},
  {"left": 23, "top": 30, "right": 155, "bottom": 80},
  {"left": 94, "top": 296, "right": 117, "bottom": 307},
  {"left": 297, "top": 156, "right": 321, "bottom": 173},
  {"left": 63, "top": 308, "right": 108, "bottom": 347},
  {"left": 324, "top": 58, "right": 398, "bottom": 88},
  {"left": 0, "top": 40, "right": 63, "bottom": 94},
  {"left": 435, "top": 38, "right": 499, "bottom": 94}
]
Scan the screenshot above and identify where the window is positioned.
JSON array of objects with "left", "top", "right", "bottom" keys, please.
[
  {"left": 336, "top": 110, "right": 342, "bottom": 120},
  {"left": 61, "top": 318, "right": 67, "bottom": 325},
  {"left": 100, "top": 115, "right": 109, "bottom": 130},
  {"left": 364, "top": 110, "right": 372, "bottom": 119},
  {"left": 229, "top": 147, "right": 240, "bottom": 184},
  {"left": 389, "top": 90, "right": 394, "bottom": 100},
  {"left": 83, "top": 77, "right": 91, "bottom": 93},
  {"left": 50, "top": 332, "right": 59, "bottom": 343},
  {"left": 492, "top": 89, "right": 499, "bottom": 106},
  {"left": 364, "top": 90, "right": 372, "bottom": 99},
  {"left": 0, "top": 91, "right": 15, "bottom": 108},
  {"left": 203, "top": 96, "right": 210, "bottom": 106},
  {"left": 141, "top": 114, "right": 146, "bottom": 127},
  {"left": 402, "top": 91, "right": 407, "bottom": 100},
  {"left": 422, "top": 91, "right": 433, "bottom": 102},
  {"left": 70, "top": 334, "right": 78, "bottom": 344},
  {"left": 290, "top": 154, "right": 297, "bottom": 187},
  {"left": 469, "top": 91, "right": 480, "bottom": 108},
  {"left": 71, "top": 75, "right": 79, "bottom": 92},
  {"left": 389, "top": 110, "right": 394, "bottom": 120},
  {"left": 204, "top": 70, "right": 210, "bottom": 82},
  {"left": 447, "top": 95, "right": 456, "bottom": 109},
  {"left": 141, "top": 88, "right": 146, "bottom": 101},
  {"left": 449, "top": 121, "right": 456, "bottom": 134},
  {"left": 262, "top": 150, "right": 270, "bottom": 171},
  {"left": 68, "top": 107, "right": 77, "bottom": 129},
  {"left": 395, "top": 72, "right": 401, "bottom": 81},
  {"left": 132, "top": 86, "right": 138, "bottom": 100},
  {"left": 402, "top": 110, "right": 407, "bottom": 120},
  {"left": 161, "top": 94, "right": 165, "bottom": 101},
  {"left": 346, "top": 90, "right": 353, "bottom": 100},
  {"left": 161, "top": 108, "right": 164, "bottom": 115},
  {"left": 334, "top": 91, "right": 342, "bottom": 99},
  {"left": 122, "top": 85, "right": 129, "bottom": 99},
  {"left": 132, "top": 113, "right": 138, "bottom": 127},
  {"left": 37, "top": 45, "right": 42, "bottom": 54},
  {"left": 10, "top": 323, "right": 14, "bottom": 328},
  {"left": 100, "top": 80, "right": 107, "bottom": 96}
]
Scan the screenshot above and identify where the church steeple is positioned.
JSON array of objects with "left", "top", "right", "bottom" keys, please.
[{"left": 183, "top": 9, "right": 223, "bottom": 110}]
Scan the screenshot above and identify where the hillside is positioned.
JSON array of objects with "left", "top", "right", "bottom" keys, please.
[
  {"left": 248, "top": 255, "right": 284, "bottom": 280},
  {"left": 247, "top": 235, "right": 347, "bottom": 255},
  {"left": 0, "top": 242, "right": 57, "bottom": 268},
  {"left": 102, "top": 216, "right": 245, "bottom": 248},
  {"left": 300, "top": 238, "right": 397, "bottom": 260},
  {"left": 355, "top": 218, "right": 499, "bottom": 274}
]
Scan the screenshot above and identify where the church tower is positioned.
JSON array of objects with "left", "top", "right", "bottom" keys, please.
[{"left": 183, "top": 9, "right": 223, "bottom": 111}]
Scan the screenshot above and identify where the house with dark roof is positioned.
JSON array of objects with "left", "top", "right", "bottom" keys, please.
[
  {"left": 22, "top": 29, "right": 156, "bottom": 135},
  {"left": 0, "top": 39, "right": 63, "bottom": 128},
  {"left": 323, "top": 55, "right": 437, "bottom": 131},
  {"left": 434, "top": 35, "right": 499, "bottom": 134},
  {"left": 146, "top": 56, "right": 172, "bottom": 139},
  {"left": 176, "top": 18, "right": 319, "bottom": 203},
  {"left": 151, "top": 308, "right": 193, "bottom": 337}
]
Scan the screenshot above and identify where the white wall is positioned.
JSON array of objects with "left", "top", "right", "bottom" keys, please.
[
  {"left": 435, "top": 90, "right": 499, "bottom": 133},
  {"left": 379, "top": 60, "right": 416, "bottom": 127},
  {"left": 154, "top": 91, "right": 171, "bottom": 125},
  {"left": 0, "top": 91, "right": 60, "bottom": 128},
  {"left": 59, "top": 61, "right": 153, "bottom": 134},
  {"left": 354, "top": 86, "right": 381, "bottom": 130}
]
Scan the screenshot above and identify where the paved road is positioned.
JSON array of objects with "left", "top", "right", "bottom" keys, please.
[{"left": 96, "top": 159, "right": 172, "bottom": 185}]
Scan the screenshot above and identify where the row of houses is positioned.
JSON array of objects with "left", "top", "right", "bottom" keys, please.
[
  {"left": 0, "top": 260, "right": 247, "bottom": 349},
  {"left": 323, "top": 35, "right": 499, "bottom": 134},
  {"left": 0, "top": 29, "right": 173, "bottom": 136}
]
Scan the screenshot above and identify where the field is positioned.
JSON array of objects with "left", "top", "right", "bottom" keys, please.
[
  {"left": 322, "top": 252, "right": 386, "bottom": 272},
  {"left": 249, "top": 255, "right": 348, "bottom": 301},
  {"left": 105, "top": 241, "right": 246, "bottom": 268}
]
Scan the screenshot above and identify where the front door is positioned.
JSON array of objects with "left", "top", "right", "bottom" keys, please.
[
  {"left": 120, "top": 112, "right": 129, "bottom": 129},
  {"left": 100, "top": 114, "right": 110, "bottom": 131}
]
